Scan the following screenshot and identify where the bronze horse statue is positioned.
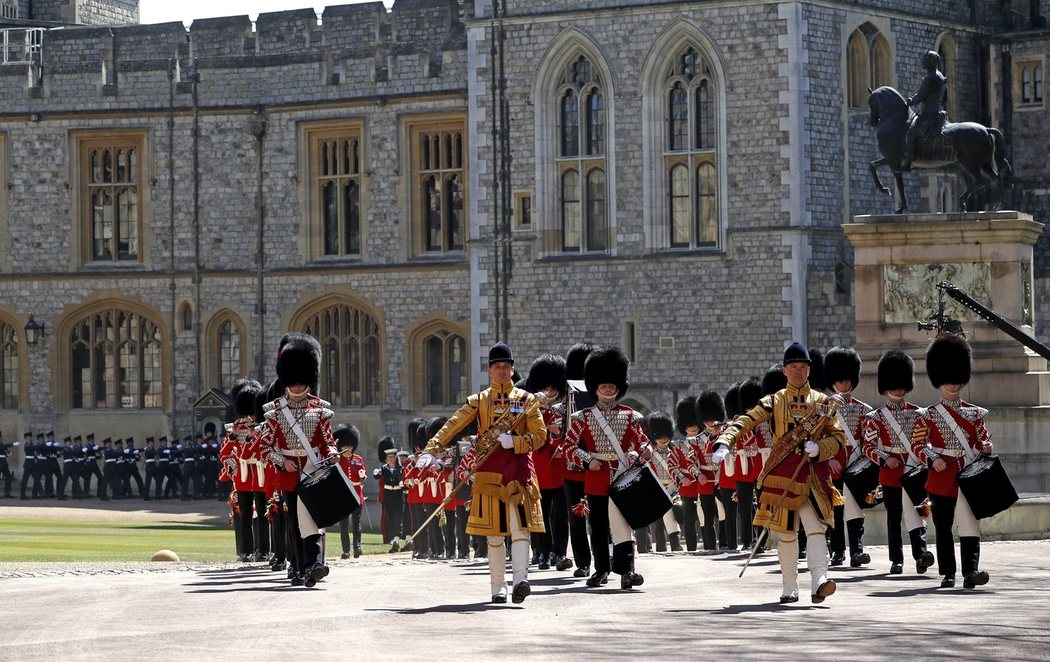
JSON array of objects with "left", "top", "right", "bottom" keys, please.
[{"left": 867, "top": 86, "right": 1011, "bottom": 213}]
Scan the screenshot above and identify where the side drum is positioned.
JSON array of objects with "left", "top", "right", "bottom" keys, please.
[
  {"left": 298, "top": 464, "right": 361, "bottom": 529},
  {"left": 609, "top": 464, "right": 673, "bottom": 530},
  {"left": 843, "top": 457, "right": 880, "bottom": 509},
  {"left": 957, "top": 455, "right": 1018, "bottom": 520}
]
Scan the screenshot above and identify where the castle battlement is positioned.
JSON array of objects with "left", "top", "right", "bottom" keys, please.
[{"left": 0, "top": 1, "right": 467, "bottom": 109}]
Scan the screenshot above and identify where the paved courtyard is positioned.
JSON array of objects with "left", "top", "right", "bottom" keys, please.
[{"left": 2, "top": 539, "right": 1048, "bottom": 661}]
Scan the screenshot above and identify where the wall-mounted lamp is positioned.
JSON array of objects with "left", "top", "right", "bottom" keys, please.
[{"left": 24, "top": 315, "right": 48, "bottom": 346}]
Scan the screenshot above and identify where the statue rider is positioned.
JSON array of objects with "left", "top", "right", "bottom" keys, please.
[{"left": 900, "top": 50, "right": 948, "bottom": 171}]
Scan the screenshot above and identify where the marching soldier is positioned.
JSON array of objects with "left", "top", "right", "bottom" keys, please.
[
  {"left": 70, "top": 436, "right": 87, "bottom": 499},
  {"left": 525, "top": 354, "right": 571, "bottom": 570},
  {"left": 718, "top": 384, "right": 741, "bottom": 552},
  {"left": 335, "top": 424, "right": 366, "bottom": 559},
  {"left": 558, "top": 343, "right": 596, "bottom": 578},
  {"left": 113, "top": 439, "right": 127, "bottom": 498},
  {"left": 259, "top": 333, "right": 339, "bottom": 588},
  {"left": 403, "top": 418, "right": 430, "bottom": 560},
  {"left": 672, "top": 396, "right": 702, "bottom": 552},
  {"left": 125, "top": 437, "right": 145, "bottom": 499},
  {"left": 41, "top": 432, "right": 58, "bottom": 498},
  {"left": 566, "top": 346, "right": 650, "bottom": 591},
  {"left": 0, "top": 433, "right": 18, "bottom": 498},
  {"left": 142, "top": 437, "right": 158, "bottom": 501},
  {"left": 222, "top": 379, "right": 269, "bottom": 562},
  {"left": 418, "top": 342, "right": 547, "bottom": 604},
  {"left": 823, "top": 347, "right": 875, "bottom": 568},
  {"left": 19, "top": 432, "right": 39, "bottom": 499},
  {"left": 912, "top": 335, "right": 994, "bottom": 590},
  {"left": 644, "top": 411, "right": 683, "bottom": 552},
  {"left": 715, "top": 343, "right": 846, "bottom": 605},
  {"left": 695, "top": 392, "right": 725, "bottom": 553},
  {"left": 100, "top": 438, "right": 117, "bottom": 500},
  {"left": 374, "top": 437, "right": 405, "bottom": 552},
  {"left": 156, "top": 436, "right": 172, "bottom": 500},
  {"left": 733, "top": 378, "right": 767, "bottom": 553},
  {"left": 861, "top": 351, "right": 934, "bottom": 576},
  {"left": 56, "top": 436, "right": 80, "bottom": 500},
  {"left": 180, "top": 435, "right": 198, "bottom": 500}
]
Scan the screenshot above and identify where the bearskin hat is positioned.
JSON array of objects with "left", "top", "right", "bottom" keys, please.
[
  {"left": 824, "top": 346, "right": 862, "bottom": 391},
  {"left": 377, "top": 435, "right": 396, "bottom": 463},
  {"left": 333, "top": 424, "right": 360, "bottom": 451},
  {"left": 407, "top": 417, "right": 428, "bottom": 452},
  {"left": 275, "top": 332, "right": 321, "bottom": 393},
  {"left": 927, "top": 334, "right": 972, "bottom": 388},
  {"left": 738, "top": 377, "right": 763, "bottom": 412},
  {"left": 525, "top": 353, "right": 567, "bottom": 400},
  {"left": 646, "top": 411, "right": 674, "bottom": 442},
  {"left": 808, "top": 348, "right": 827, "bottom": 392},
  {"left": 583, "top": 346, "right": 630, "bottom": 399},
  {"left": 675, "top": 396, "right": 699, "bottom": 435},
  {"left": 230, "top": 378, "right": 263, "bottom": 419},
  {"left": 565, "top": 343, "right": 598, "bottom": 381},
  {"left": 762, "top": 364, "right": 787, "bottom": 396},
  {"left": 724, "top": 382, "right": 741, "bottom": 419},
  {"left": 426, "top": 416, "right": 448, "bottom": 438},
  {"left": 877, "top": 350, "right": 915, "bottom": 394},
  {"left": 697, "top": 390, "right": 726, "bottom": 423}
]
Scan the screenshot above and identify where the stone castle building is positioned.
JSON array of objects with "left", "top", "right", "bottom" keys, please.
[{"left": 0, "top": 0, "right": 1047, "bottom": 459}]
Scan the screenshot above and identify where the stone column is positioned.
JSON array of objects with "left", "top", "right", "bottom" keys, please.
[{"left": 843, "top": 211, "right": 1049, "bottom": 407}]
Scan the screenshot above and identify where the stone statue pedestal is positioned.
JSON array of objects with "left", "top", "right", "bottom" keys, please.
[{"left": 843, "top": 210, "right": 1050, "bottom": 407}]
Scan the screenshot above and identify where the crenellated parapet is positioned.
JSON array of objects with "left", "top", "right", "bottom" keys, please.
[{"left": 0, "top": 1, "right": 467, "bottom": 106}]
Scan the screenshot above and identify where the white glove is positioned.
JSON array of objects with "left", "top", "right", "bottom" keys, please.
[
  {"left": 804, "top": 441, "right": 819, "bottom": 458},
  {"left": 372, "top": 468, "right": 381, "bottom": 478},
  {"left": 414, "top": 452, "right": 436, "bottom": 469},
  {"left": 712, "top": 447, "right": 730, "bottom": 464},
  {"left": 498, "top": 433, "right": 514, "bottom": 449}
]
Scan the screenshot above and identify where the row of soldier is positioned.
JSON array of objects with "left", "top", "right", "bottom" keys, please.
[
  {"left": 0, "top": 432, "right": 225, "bottom": 502},
  {"left": 383, "top": 337, "right": 997, "bottom": 603}
]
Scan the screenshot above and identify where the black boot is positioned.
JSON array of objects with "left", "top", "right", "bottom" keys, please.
[
  {"left": 612, "top": 542, "right": 643, "bottom": 590},
  {"left": 910, "top": 527, "right": 934, "bottom": 574},
  {"left": 669, "top": 532, "right": 683, "bottom": 552},
  {"left": 960, "top": 537, "right": 988, "bottom": 588},
  {"left": 847, "top": 519, "right": 870, "bottom": 567}
]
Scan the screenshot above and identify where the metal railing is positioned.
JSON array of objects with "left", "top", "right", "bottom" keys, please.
[{"left": 1, "top": 27, "right": 43, "bottom": 66}]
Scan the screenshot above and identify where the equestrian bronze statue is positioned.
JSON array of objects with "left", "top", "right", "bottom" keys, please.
[{"left": 867, "top": 50, "right": 1011, "bottom": 213}]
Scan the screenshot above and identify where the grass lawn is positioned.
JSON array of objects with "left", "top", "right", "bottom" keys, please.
[{"left": 0, "top": 519, "right": 388, "bottom": 563}]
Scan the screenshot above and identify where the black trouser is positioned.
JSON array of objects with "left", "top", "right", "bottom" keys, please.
[
  {"left": 409, "top": 503, "right": 429, "bottom": 556},
  {"left": 563, "top": 479, "right": 591, "bottom": 569},
  {"left": 144, "top": 464, "right": 158, "bottom": 499},
  {"left": 539, "top": 486, "right": 568, "bottom": 559},
  {"left": 58, "top": 461, "right": 80, "bottom": 497},
  {"left": 585, "top": 494, "right": 614, "bottom": 575},
  {"left": 443, "top": 504, "right": 470, "bottom": 557},
  {"left": 85, "top": 462, "right": 104, "bottom": 497},
  {"left": 181, "top": 462, "right": 199, "bottom": 498},
  {"left": 102, "top": 465, "right": 116, "bottom": 499},
  {"left": 284, "top": 491, "right": 321, "bottom": 573},
  {"left": 43, "top": 459, "right": 58, "bottom": 496},
  {"left": 829, "top": 478, "right": 846, "bottom": 556},
  {"left": 929, "top": 493, "right": 981, "bottom": 577},
  {"left": 165, "top": 467, "right": 182, "bottom": 498},
  {"left": 270, "top": 499, "right": 287, "bottom": 563},
  {"left": 681, "top": 496, "right": 699, "bottom": 551},
  {"left": 736, "top": 481, "right": 756, "bottom": 549},
  {"left": 635, "top": 525, "right": 651, "bottom": 553},
  {"left": 127, "top": 468, "right": 144, "bottom": 498},
  {"left": 236, "top": 490, "right": 260, "bottom": 555},
  {"left": 339, "top": 510, "right": 362, "bottom": 554},
  {"left": 0, "top": 460, "right": 11, "bottom": 496},
  {"left": 882, "top": 485, "right": 926, "bottom": 564},
  {"left": 719, "top": 487, "right": 738, "bottom": 550},
  {"left": 698, "top": 493, "right": 719, "bottom": 550},
  {"left": 382, "top": 492, "right": 404, "bottom": 543},
  {"left": 426, "top": 503, "right": 444, "bottom": 556}
]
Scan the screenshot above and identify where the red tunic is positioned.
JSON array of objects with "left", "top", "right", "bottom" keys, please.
[
  {"left": 566, "top": 403, "right": 650, "bottom": 497},
  {"left": 338, "top": 453, "right": 367, "bottom": 502},
  {"left": 734, "top": 429, "right": 766, "bottom": 483},
  {"left": 259, "top": 395, "right": 336, "bottom": 492},
  {"left": 911, "top": 399, "right": 990, "bottom": 498},
  {"left": 861, "top": 401, "right": 922, "bottom": 488},
  {"left": 532, "top": 409, "right": 566, "bottom": 490}
]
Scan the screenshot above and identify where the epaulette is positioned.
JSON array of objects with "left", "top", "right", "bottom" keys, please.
[
  {"left": 262, "top": 401, "right": 277, "bottom": 414},
  {"left": 958, "top": 402, "right": 989, "bottom": 420},
  {"left": 319, "top": 408, "right": 334, "bottom": 421}
]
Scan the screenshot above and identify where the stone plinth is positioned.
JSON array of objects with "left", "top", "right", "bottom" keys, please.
[{"left": 843, "top": 211, "right": 1050, "bottom": 407}]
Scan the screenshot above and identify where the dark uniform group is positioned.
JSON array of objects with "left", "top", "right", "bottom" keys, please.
[{"left": 10, "top": 432, "right": 223, "bottom": 502}]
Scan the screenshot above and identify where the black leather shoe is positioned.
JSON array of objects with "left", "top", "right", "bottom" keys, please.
[
  {"left": 574, "top": 566, "right": 590, "bottom": 578},
  {"left": 850, "top": 552, "right": 871, "bottom": 567},
  {"left": 389, "top": 541, "right": 400, "bottom": 553},
  {"left": 811, "top": 579, "right": 837, "bottom": 604},
  {"left": 555, "top": 556, "right": 574, "bottom": 572},
  {"left": 287, "top": 567, "right": 298, "bottom": 580},
  {"left": 511, "top": 580, "right": 531, "bottom": 604},
  {"left": 798, "top": 549, "right": 807, "bottom": 560},
  {"left": 940, "top": 575, "right": 956, "bottom": 588},
  {"left": 917, "top": 551, "right": 935, "bottom": 574},
  {"left": 354, "top": 548, "right": 361, "bottom": 559},
  {"left": 304, "top": 563, "right": 330, "bottom": 588},
  {"left": 270, "top": 560, "right": 287, "bottom": 572},
  {"left": 290, "top": 574, "right": 304, "bottom": 587},
  {"left": 963, "top": 571, "right": 989, "bottom": 589},
  {"left": 586, "top": 571, "right": 608, "bottom": 587},
  {"left": 830, "top": 553, "right": 845, "bottom": 567},
  {"left": 620, "top": 572, "right": 644, "bottom": 590},
  {"left": 340, "top": 552, "right": 350, "bottom": 560},
  {"left": 779, "top": 594, "right": 799, "bottom": 604},
  {"left": 890, "top": 563, "right": 903, "bottom": 575},
  {"left": 491, "top": 591, "right": 507, "bottom": 604}
]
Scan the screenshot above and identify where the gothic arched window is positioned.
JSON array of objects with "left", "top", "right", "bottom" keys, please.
[
  {"left": 663, "top": 47, "right": 719, "bottom": 249},
  {"left": 69, "top": 307, "right": 163, "bottom": 409},
  {"left": 557, "top": 55, "right": 607, "bottom": 252},
  {"left": 301, "top": 302, "right": 382, "bottom": 406},
  {"left": 0, "top": 321, "right": 18, "bottom": 410}
]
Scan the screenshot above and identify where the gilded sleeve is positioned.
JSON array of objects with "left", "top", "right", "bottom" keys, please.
[
  {"left": 424, "top": 394, "right": 480, "bottom": 456},
  {"left": 814, "top": 404, "right": 846, "bottom": 460},
  {"left": 512, "top": 393, "right": 547, "bottom": 454},
  {"left": 716, "top": 396, "right": 773, "bottom": 449}
]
